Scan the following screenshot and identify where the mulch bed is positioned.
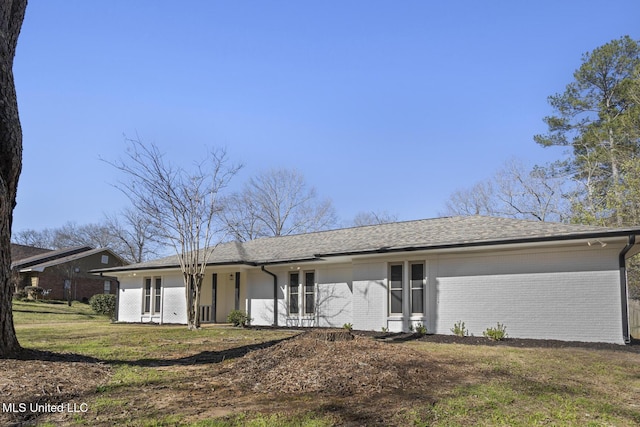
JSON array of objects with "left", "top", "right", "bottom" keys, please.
[{"left": 0, "top": 350, "right": 111, "bottom": 427}]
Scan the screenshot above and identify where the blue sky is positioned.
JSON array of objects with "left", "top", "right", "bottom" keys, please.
[{"left": 12, "top": 1, "right": 640, "bottom": 232}]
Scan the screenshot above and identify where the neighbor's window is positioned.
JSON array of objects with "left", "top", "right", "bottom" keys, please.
[
  {"left": 389, "top": 264, "right": 403, "bottom": 315},
  {"left": 410, "top": 262, "right": 424, "bottom": 314},
  {"left": 289, "top": 272, "right": 299, "bottom": 315},
  {"left": 104, "top": 280, "right": 111, "bottom": 293},
  {"left": 143, "top": 277, "right": 162, "bottom": 314},
  {"left": 304, "top": 271, "right": 315, "bottom": 315},
  {"left": 101, "top": 255, "right": 109, "bottom": 264}
]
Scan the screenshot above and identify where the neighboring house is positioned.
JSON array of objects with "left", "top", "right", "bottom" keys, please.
[
  {"left": 12, "top": 245, "right": 127, "bottom": 301},
  {"left": 93, "top": 216, "right": 640, "bottom": 344}
]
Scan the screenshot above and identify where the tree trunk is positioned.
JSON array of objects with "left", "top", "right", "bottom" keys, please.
[{"left": 0, "top": 0, "right": 28, "bottom": 357}]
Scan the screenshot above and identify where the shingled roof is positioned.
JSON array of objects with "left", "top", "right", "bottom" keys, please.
[{"left": 94, "top": 216, "right": 640, "bottom": 273}]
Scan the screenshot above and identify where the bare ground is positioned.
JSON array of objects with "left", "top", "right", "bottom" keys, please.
[{"left": 2, "top": 330, "right": 639, "bottom": 426}]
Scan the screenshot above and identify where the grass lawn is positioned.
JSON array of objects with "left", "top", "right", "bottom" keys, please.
[{"left": 7, "top": 300, "right": 640, "bottom": 426}]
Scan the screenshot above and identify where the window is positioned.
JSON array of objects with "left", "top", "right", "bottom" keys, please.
[
  {"left": 304, "top": 271, "right": 315, "bottom": 315},
  {"left": 154, "top": 278, "right": 162, "bottom": 313},
  {"left": 288, "top": 271, "right": 316, "bottom": 316},
  {"left": 289, "top": 272, "right": 299, "bottom": 314},
  {"left": 104, "top": 280, "right": 111, "bottom": 293},
  {"left": 410, "top": 263, "right": 424, "bottom": 314},
  {"left": 389, "top": 264, "right": 403, "bottom": 315},
  {"left": 101, "top": 255, "right": 109, "bottom": 264},
  {"left": 143, "top": 277, "right": 161, "bottom": 314}
]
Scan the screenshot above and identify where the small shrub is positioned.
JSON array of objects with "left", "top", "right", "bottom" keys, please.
[
  {"left": 415, "top": 323, "right": 427, "bottom": 335},
  {"left": 381, "top": 326, "right": 389, "bottom": 333},
  {"left": 89, "top": 294, "right": 116, "bottom": 319},
  {"left": 451, "top": 320, "right": 468, "bottom": 337},
  {"left": 483, "top": 322, "right": 508, "bottom": 341},
  {"left": 342, "top": 323, "right": 353, "bottom": 331},
  {"left": 12, "top": 289, "right": 27, "bottom": 300},
  {"left": 227, "top": 309, "right": 250, "bottom": 327}
]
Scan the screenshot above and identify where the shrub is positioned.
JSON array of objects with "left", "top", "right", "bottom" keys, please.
[
  {"left": 227, "top": 309, "right": 250, "bottom": 327},
  {"left": 415, "top": 323, "right": 427, "bottom": 335},
  {"left": 381, "top": 326, "right": 389, "bottom": 333},
  {"left": 483, "top": 322, "right": 508, "bottom": 341},
  {"left": 451, "top": 320, "right": 468, "bottom": 337},
  {"left": 12, "top": 289, "right": 27, "bottom": 300},
  {"left": 342, "top": 323, "right": 353, "bottom": 331},
  {"left": 89, "top": 294, "right": 116, "bottom": 319}
]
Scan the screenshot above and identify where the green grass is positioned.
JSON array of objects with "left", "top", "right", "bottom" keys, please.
[{"left": 10, "top": 300, "right": 640, "bottom": 426}]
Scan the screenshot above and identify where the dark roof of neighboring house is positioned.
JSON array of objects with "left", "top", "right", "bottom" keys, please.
[
  {"left": 12, "top": 246, "right": 128, "bottom": 272},
  {"left": 11, "top": 246, "right": 93, "bottom": 270},
  {"left": 10, "top": 244, "right": 53, "bottom": 262},
  {"left": 93, "top": 216, "right": 640, "bottom": 273}
]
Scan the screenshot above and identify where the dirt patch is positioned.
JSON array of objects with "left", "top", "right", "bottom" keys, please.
[
  {"left": 221, "top": 331, "right": 452, "bottom": 396},
  {"left": 0, "top": 350, "right": 111, "bottom": 427},
  {"left": 8, "top": 331, "right": 640, "bottom": 426}
]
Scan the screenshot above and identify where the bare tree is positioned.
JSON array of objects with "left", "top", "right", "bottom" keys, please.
[
  {"left": 104, "top": 208, "right": 160, "bottom": 263},
  {"left": 441, "top": 159, "right": 569, "bottom": 222},
  {"left": 107, "top": 138, "right": 240, "bottom": 329},
  {"left": 0, "top": 0, "right": 27, "bottom": 357},
  {"left": 13, "top": 213, "right": 160, "bottom": 263},
  {"left": 351, "top": 210, "right": 398, "bottom": 227},
  {"left": 441, "top": 181, "right": 496, "bottom": 217},
  {"left": 12, "top": 227, "right": 55, "bottom": 249},
  {"left": 223, "top": 168, "right": 337, "bottom": 241}
]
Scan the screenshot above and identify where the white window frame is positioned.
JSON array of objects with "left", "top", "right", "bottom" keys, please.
[
  {"left": 410, "top": 262, "right": 425, "bottom": 315},
  {"left": 143, "top": 276, "right": 162, "bottom": 315},
  {"left": 104, "top": 280, "right": 111, "bottom": 294},
  {"left": 388, "top": 263, "right": 403, "bottom": 315},
  {"left": 101, "top": 255, "right": 109, "bottom": 264},
  {"left": 288, "top": 272, "right": 299, "bottom": 315},
  {"left": 288, "top": 270, "right": 316, "bottom": 317}
]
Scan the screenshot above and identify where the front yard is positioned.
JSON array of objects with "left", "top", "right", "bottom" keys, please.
[{"left": 3, "top": 300, "right": 640, "bottom": 426}]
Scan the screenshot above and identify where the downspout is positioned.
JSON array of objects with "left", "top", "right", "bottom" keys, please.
[
  {"left": 261, "top": 266, "right": 278, "bottom": 326},
  {"left": 619, "top": 235, "right": 636, "bottom": 344}
]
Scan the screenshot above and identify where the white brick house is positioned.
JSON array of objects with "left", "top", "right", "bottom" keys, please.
[{"left": 94, "top": 216, "right": 640, "bottom": 344}]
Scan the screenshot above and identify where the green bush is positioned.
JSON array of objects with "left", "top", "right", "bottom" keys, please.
[
  {"left": 415, "top": 323, "right": 427, "bottom": 335},
  {"left": 89, "top": 294, "right": 116, "bottom": 319},
  {"left": 227, "top": 309, "right": 250, "bottom": 327},
  {"left": 451, "top": 320, "right": 468, "bottom": 337},
  {"left": 483, "top": 322, "right": 508, "bottom": 341},
  {"left": 342, "top": 323, "right": 353, "bottom": 331}
]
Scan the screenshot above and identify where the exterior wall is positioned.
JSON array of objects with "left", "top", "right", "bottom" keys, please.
[
  {"left": 315, "top": 265, "right": 352, "bottom": 328},
  {"left": 117, "top": 271, "right": 186, "bottom": 324},
  {"left": 352, "top": 261, "right": 387, "bottom": 331},
  {"left": 247, "top": 263, "right": 353, "bottom": 328},
  {"left": 114, "top": 242, "right": 627, "bottom": 344},
  {"left": 431, "top": 246, "right": 624, "bottom": 344}
]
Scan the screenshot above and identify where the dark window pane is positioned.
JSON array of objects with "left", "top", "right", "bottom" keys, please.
[
  {"left": 305, "top": 272, "right": 314, "bottom": 288},
  {"left": 411, "top": 263, "right": 423, "bottom": 283},
  {"left": 144, "top": 278, "right": 151, "bottom": 313},
  {"left": 305, "top": 294, "right": 314, "bottom": 314},
  {"left": 305, "top": 272, "right": 315, "bottom": 314},
  {"left": 154, "top": 278, "right": 161, "bottom": 313},
  {"left": 390, "top": 264, "right": 403, "bottom": 287},
  {"left": 289, "top": 273, "right": 299, "bottom": 314},
  {"left": 390, "top": 289, "right": 402, "bottom": 314},
  {"left": 412, "top": 289, "right": 424, "bottom": 313}
]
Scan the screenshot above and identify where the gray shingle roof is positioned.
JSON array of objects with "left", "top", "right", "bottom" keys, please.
[{"left": 94, "top": 216, "right": 640, "bottom": 273}]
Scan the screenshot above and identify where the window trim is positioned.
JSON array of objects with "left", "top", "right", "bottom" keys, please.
[
  {"left": 288, "top": 270, "right": 316, "bottom": 317},
  {"left": 410, "top": 262, "right": 425, "bottom": 315},
  {"left": 143, "top": 276, "right": 162, "bottom": 315},
  {"left": 288, "top": 272, "right": 299, "bottom": 315},
  {"left": 388, "top": 263, "right": 403, "bottom": 316}
]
